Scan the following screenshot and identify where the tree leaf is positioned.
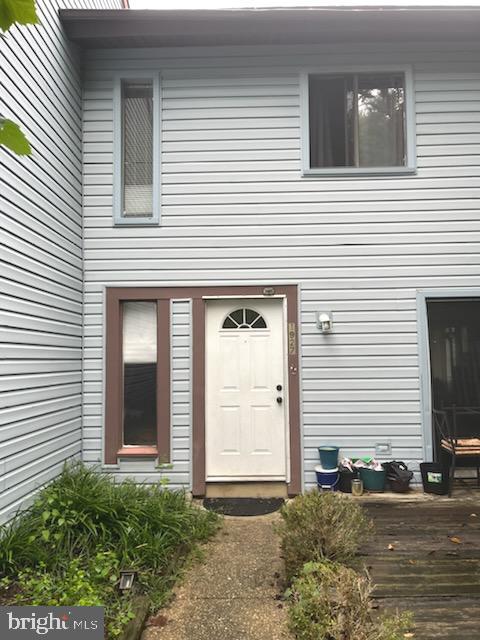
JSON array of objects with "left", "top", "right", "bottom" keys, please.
[
  {"left": 0, "top": 0, "right": 38, "bottom": 32},
  {"left": 41, "top": 529, "right": 50, "bottom": 542},
  {"left": 449, "top": 536, "right": 462, "bottom": 544},
  {"left": 0, "top": 119, "right": 31, "bottom": 155}
]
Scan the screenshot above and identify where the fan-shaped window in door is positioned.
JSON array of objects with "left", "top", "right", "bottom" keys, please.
[{"left": 222, "top": 308, "right": 267, "bottom": 329}]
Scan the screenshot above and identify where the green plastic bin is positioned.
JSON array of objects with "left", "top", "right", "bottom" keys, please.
[{"left": 359, "top": 467, "right": 386, "bottom": 493}]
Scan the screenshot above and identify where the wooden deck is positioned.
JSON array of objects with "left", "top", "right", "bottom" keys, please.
[{"left": 363, "top": 497, "right": 480, "bottom": 639}]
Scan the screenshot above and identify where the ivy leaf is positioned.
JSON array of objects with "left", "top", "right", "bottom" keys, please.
[
  {"left": 0, "top": 0, "right": 38, "bottom": 32},
  {"left": 0, "top": 119, "right": 31, "bottom": 155}
]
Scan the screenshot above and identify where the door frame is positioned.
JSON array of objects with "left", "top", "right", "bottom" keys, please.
[
  {"left": 204, "top": 295, "right": 290, "bottom": 483},
  {"left": 417, "top": 287, "right": 480, "bottom": 462},
  {"left": 192, "top": 285, "right": 301, "bottom": 496}
]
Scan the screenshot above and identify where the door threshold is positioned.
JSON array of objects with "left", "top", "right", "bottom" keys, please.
[{"left": 205, "top": 481, "right": 288, "bottom": 499}]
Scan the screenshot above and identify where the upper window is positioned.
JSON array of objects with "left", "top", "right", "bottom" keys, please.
[
  {"left": 113, "top": 75, "right": 160, "bottom": 225},
  {"left": 301, "top": 68, "right": 415, "bottom": 175},
  {"left": 122, "top": 81, "right": 153, "bottom": 218}
]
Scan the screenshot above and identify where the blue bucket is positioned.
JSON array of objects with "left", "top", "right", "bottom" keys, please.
[
  {"left": 315, "top": 465, "right": 339, "bottom": 491},
  {"left": 318, "top": 446, "right": 340, "bottom": 470}
]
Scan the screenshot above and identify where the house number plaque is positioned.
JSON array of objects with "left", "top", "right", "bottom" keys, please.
[{"left": 288, "top": 322, "right": 296, "bottom": 355}]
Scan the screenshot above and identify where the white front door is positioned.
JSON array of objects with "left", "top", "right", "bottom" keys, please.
[{"left": 205, "top": 298, "right": 287, "bottom": 481}]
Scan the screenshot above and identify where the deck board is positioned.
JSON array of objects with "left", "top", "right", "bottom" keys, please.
[{"left": 362, "top": 499, "right": 480, "bottom": 638}]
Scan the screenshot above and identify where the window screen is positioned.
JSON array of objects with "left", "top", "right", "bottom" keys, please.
[
  {"left": 122, "top": 80, "right": 153, "bottom": 217},
  {"left": 308, "top": 72, "right": 406, "bottom": 169}
]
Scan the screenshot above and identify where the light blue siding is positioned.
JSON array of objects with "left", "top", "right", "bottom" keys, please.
[
  {"left": 81, "top": 41, "right": 480, "bottom": 490},
  {"left": 170, "top": 299, "right": 192, "bottom": 488},
  {"left": 0, "top": 0, "right": 121, "bottom": 523}
]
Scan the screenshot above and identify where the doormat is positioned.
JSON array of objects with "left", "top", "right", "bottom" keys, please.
[{"left": 203, "top": 497, "right": 284, "bottom": 516}]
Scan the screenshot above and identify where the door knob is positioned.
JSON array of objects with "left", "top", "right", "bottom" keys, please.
[{"left": 276, "top": 397, "right": 283, "bottom": 404}]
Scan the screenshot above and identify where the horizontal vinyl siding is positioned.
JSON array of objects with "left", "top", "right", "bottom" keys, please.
[
  {"left": 82, "top": 42, "right": 480, "bottom": 489},
  {"left": 0, "top": 0, "right": 121, "bottom": 523},
  {"left": 169, "top": 300, "right": 192, "bottom": 488}
]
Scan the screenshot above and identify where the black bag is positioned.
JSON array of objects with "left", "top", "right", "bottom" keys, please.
[{"left": 382, "top": 461, "right": 413, "bottom": 493}]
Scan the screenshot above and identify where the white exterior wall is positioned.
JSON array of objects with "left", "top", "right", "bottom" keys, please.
[
  {"left": 82, "top": 42, "right": 480, "bottom": 490},
  {"left": 0, "top": 0, "right": 121, "bottom": 523}
]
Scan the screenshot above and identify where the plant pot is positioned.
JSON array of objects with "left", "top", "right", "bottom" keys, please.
[
  {"left": 318, "top": 446, "right": 339, "bottom": 470},
  {"left": 420, "top": 462, "right": 449, "bottom": 495},
  {"left": 359, "top": 467, "right": 386, "bottom": 493},
  {"left": 315, "top": 465, "right": 339, "bottom": 491},
  {"left": 338, "top": 468, "right": 358, "bottom": 493}
]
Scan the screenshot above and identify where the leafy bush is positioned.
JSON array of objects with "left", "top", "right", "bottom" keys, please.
[
  {"left": 276, "top": 491, "right": 373, "bottom": 581},
  {"left": 0, "top": 463, "right": 219, "bottom": 636},
  {"left": 287, "top": 561, "right": 412, "bottom": 640},
  {"left": 2, "top": 553, "right": 134, "bottom": 637}
]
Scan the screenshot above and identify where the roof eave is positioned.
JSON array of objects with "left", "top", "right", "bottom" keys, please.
[{"left": 59, "top": 7, "right": 480, "bottom": 49}]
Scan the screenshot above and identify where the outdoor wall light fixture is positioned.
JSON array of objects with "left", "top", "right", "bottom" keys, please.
[
  {"left": 119, "top": 570, "right": 137, "bottom": 591},
  {"left": 316, "top": 311, "right": 333, "bottom": 333}
]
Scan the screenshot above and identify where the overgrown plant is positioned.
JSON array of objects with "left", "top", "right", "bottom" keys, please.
[
  {"left": 287, "top": 561, "right": 412, "bottom": 640},
  {"left": 0, "top": 463, "right": 219, "bottom": 637},
  {"left": 276, "top": 491, "right": 373, "bottom": 581}
]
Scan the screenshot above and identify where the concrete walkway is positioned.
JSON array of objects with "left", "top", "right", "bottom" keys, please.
[{"left": 143, "top": 512, "right": 291, "bottom": 640}]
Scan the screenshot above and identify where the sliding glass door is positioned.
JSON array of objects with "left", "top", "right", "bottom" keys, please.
[{"left": 427, "top": 299, "right": 480, "bottom": 459}]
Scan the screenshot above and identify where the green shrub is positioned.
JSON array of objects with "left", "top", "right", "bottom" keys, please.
[
  {"left": 0, "top": 463, "right": 219, "bottom": 636},
  {"left": 276, "top": 491, "right": 373, "bottom": 581},
  {"left": 287, "top": 561, "right": 412, "bottom": 640},
  {"left": 2, "top": 552, "right": 134, "bottom": 638},
  {"left": 0, "top": 463, "right": 218, "bottom": 578}
]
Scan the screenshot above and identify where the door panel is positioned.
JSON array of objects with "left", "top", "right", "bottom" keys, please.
[{"left": 206, "top": 298, "right": 287, "bottom": 480}]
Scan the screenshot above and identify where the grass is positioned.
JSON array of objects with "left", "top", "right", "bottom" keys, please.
[{"left": 0, "top": 463, "right": 219, "bottom": 637}]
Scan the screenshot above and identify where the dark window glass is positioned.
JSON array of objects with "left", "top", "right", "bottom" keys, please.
[
  {"left": 427, "top": 299, "right": 480, "bottom": 461},
  {"left": 122, "top": 301, "right": 157, "bottom": 445},
  {"left": 222, "top": 308, "right": 267, "bottom": 330},
  {"left": 309, "top": 72, "right": 405, "bottom": 169}
]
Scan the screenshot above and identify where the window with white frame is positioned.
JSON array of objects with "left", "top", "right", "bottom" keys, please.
[
  {"left": 114, "top": 76, "right": 160, "bottom": 224},
  {"left": 302, "top": 69, "right": 415, "bottom": 174}
]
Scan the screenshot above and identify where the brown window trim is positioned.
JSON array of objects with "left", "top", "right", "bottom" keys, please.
[
  {"left": 105, "top": 292, "right": 170, "bottom": 464},
  {"left": 104, "top": 285, "right": 301, "bottom": 497}
]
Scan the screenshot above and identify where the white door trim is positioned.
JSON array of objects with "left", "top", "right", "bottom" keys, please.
[{"left": 417, "top": 287, "right": 480, "bottom": 462}]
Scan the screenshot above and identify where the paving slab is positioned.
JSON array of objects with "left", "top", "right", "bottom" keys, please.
[{"left": 142, "top": 512, "right": 292, "bottom": 640}]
